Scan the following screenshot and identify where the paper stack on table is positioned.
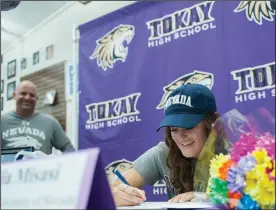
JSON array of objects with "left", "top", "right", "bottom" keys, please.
[{"left": 117, "top": 201, "right": 215, "bottom": 209}]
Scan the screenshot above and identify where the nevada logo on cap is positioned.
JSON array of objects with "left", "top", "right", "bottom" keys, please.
[
  {"left": 165, "top": 94, "right": 193, "bottom": 110},
  {"left": 157, "top": 84, "right": 217, "bottom": 131}
]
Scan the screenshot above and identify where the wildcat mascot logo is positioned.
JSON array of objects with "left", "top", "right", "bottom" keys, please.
[
  {"left": 157, "top": 70, "right": 214, "bottom": 109},
  {"left": 234, "top": 1, "right": 275, "bottom": 25},
  {"left": 105, "top": 159, "right": 133, "bottom": 183},
  {"left": 90, "top": 25, "right": 135, "bottom": 71}
]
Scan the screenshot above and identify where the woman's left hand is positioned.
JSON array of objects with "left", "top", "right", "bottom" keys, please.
[{"left": 168, "top": 192, "right": 208, "bottom": 203}]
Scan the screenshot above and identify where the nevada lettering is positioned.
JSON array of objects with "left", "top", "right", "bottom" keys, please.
[
  {"left": 147, "top": 1, "right": 215, "bottom": 40},
  {"left": 165, "top": 94, "right": 192, "bottom": 109},
  {"left": 86, "top": 93, "right": 141, "bottom": 123},
  {"left": 2, "top": 127, "right": 46, "bottom": 140}
]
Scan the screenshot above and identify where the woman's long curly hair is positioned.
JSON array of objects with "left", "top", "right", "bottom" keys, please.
[{"left": 164, "top": 112, "right": 228, "bottom": 194}]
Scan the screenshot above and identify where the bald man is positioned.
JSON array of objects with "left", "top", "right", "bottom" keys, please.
[{"left": 1, "top": 80, "right": 75, "bottom": 154}]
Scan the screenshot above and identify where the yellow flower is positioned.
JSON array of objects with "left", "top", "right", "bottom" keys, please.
[
  {"left": 245, "top": 165, "right": 275, "bottom": 208},
  {"left": 256, "top": 174, "right": 275, "bottom": 208},
  {"left": 252, "top": 149, "right": 272, "bottom": 171},
  {"left": 244, "top": 167, "right": 261, "bottom": 198},
  {"left": 209, "top": 154, "right": 230, "bottom": 177}
]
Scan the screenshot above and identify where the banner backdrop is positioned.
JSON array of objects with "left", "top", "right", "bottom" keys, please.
[{"left": 78, "top": 1, "right": 275, "bottom": 201}]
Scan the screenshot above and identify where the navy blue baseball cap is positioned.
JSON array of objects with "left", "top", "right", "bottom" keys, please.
[{"left": 157, "top": 84, "right": 217, "bottom": 131}]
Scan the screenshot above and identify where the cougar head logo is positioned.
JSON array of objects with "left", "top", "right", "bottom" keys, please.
[
  {"left": 105, "top": 159, "right": 133, "bottom": 183},
  {"left": 157, "top": 70, "right": 214, "bottom": 109},
  {"left": 90, "top": 24, "right": 135, "bottom": 71},
  {"left": 234, "top": 1, "right": 275, "bottom": 25}
]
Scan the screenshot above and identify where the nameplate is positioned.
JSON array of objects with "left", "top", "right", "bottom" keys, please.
[{"left": 1, "top": 148, "right": 100, "bottom": 209}]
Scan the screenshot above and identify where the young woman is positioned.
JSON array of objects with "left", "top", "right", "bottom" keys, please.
[{"left": 111, "top": 84, "right": 230, "bottom": 207}]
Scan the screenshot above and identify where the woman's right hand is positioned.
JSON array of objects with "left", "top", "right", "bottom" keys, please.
[{"left": 112, "top": 183, "right": 147, "bottom": 207}]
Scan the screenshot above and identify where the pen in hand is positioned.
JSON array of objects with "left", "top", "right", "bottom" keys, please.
[
  {"left": 114, "top": 170, "right": 131, "bottom": 185},
  {"left": 113, "top": 170, "right": 146, "bottom": 205}
]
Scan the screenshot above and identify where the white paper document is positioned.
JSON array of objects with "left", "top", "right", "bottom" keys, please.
[{"left": 117, "top": 201, "right": 214, "bottom": 209}]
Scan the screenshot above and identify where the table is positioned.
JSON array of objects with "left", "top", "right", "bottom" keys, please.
[{"left": 117, "top": 201, "right": 218, "bottom": 210}]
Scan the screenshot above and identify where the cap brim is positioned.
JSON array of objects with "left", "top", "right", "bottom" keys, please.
[{"left": 157, "top": 113, "right": 205, "bottom": 131}]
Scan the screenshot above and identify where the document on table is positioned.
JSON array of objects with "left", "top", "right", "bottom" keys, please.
[{"left": 117, "top": 201, "right": 215, "bottom": 209}]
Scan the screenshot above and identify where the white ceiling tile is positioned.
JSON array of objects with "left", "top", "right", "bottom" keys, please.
[{"left": 1, "top": 1, "right": 71, "bottom": 52}]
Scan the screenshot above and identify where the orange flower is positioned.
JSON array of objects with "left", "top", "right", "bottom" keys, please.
[
  {"left": 219, "top": 159, "right": 235, "bottom": 180},
  {"left": 227, "top": 190, "right": 242, "bottom": 208}
]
